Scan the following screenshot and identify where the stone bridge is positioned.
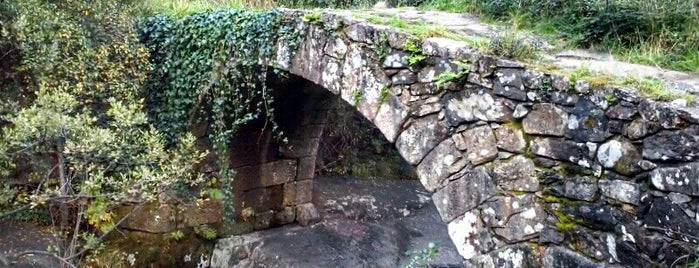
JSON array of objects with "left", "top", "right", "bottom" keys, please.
[{"left": 137, "top": 10, "right": 699, "bottom": 267}]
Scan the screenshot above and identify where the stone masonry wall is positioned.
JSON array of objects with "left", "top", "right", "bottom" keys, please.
[{"left": 266, "top": 10, "right": 699, "bottom": 267}]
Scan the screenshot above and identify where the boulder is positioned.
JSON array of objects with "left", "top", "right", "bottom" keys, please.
[
  {"left": 650, "top": 162, "right": 699, "bottom": 196},
  {"left": 596, "top": 138, "right": 642, "bottom": 176},
  {"left": 494, "top": 124, "right": 527, "bottom": 153},
  {"left": 523, "top": 103, "right": 568, "bottom": 136},
  {"left": 643, "top": 127, "right": 699, "bottom": 161},
  {"left": 492, "top": 156, "right": 538, "bottom": 192},
  {"left": 455, "top": 125, "right": 498, "bottom": 165},
  {"left": 442, "top": 91, "right": 514, "bottom": 126},
  {"left": 598, "top": 180, "right": 641, "bottom": 205},
  {"left": 530, "top": 137, "right": 593, "bottom": 168},
  {"left": 493, "top": 68, "right": 526, "bottom": 101},
  {"left": 566, "top": 99, "right": 610, "bottom": 142},
  {"left": 433, "top": 167, "right": 496, "bottom": 222}
]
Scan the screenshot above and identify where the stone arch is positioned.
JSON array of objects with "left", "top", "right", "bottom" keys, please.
[{"left": 249, "top": 10, "right": 699, "bottom": 267}]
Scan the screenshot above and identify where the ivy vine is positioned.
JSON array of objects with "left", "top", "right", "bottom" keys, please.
[{"left": 138, "top": 9, "right": 302, "bottom": 221}]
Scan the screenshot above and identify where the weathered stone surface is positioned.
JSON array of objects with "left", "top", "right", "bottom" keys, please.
[
  {"left": 120, "top": 203, "right": 177, "bottom": 233},
  {"left": 523, "top": 103, "right": 568, "bottom": 136},
  {"left": 417, "top": 59, "right": 460, "bottom": 83},
  {"left": 395, "top": 115, "right": 447, "bottom": 165},
  {"left": 650, "top": 162, "right": 699, "bottom": 196},
  {"left": 296, "top": 203, "right": 320, "bottom": 226},
  {"left": 551, "top": 74, "right": 571, "bottom": 91},
  {"left": 638, "top": 99, "right": 684, "bottom": 129},
  {"left": 340, "top": 43, "right": 391, "bottom": 120},
  {"left": 597, "top": 138, "right": 642, "bottom": 176},
  {"left": 575, "top": 80, "right": 591, "bottom": 94},
  {"left": 668, "top": 192, "right": 692, "bottom": 204},
  {"left": 373, "top": 94, "right": 408, "bottom": 142},
  {"left": 543, "top": 246, "right": 603, "bottom": 268},
  {"left": 566, "top": 99, "right": 609, "bottom": 142},
  {"left": 382, "top": 51, "right": 409, "bottom": 68},
  {"left": 530, "top": 137, "right": 593, "bottom": 168},
  {"left": 539, "top": 227, "right": 565, "bottom": 244},
  {"left": 390, "top": 69, "right": 416, "bottom": 85},
  {"left": 492, "top": 156, "right": 538, "bottom": 192},
  {"left": 522, "top": 69, "right": 545, "bottom": 89},
  {"left": 626, "top": 118, "right": 661, "bottom": 140},
  {"left": 492, "top": 201, "right": 545, "bottom": 243},
  {"left": 563, "top": 203, "right": 630, "bottom": 231},
  {"left": 447, "top": 211, "right": 494, "bottom": 260},
  {"left": 494, "top": 124, "right": 526, "bottom": 153},
  {"left": 643, "top": 197, "right": 699, "bottom": 243},
  {"left": 513, "top": 104, "right": 529, "bottom": 119},
  {"left": 493, "top": 68, "right": 526, "bottom": 101},
  {"left": 433, "top": 167, "right": 495, "bottom": 222},
  {"left": 183, "top": 199, "right": 223, "bottom": 227},
  {"left": 599, "top": 180, "right": 641, "bottom": 205},
  {"left": 442, "top": 91, "right": 514, "bottom": 126},
  {"left": 458, "top": 125, "right": 498, "bottom": 165},
  {"left": 235, "top": 160, "right": 297, "bottom": 190},
  {"left": 469, "top": 244, "right": 539, "bottom": 268},
  {"left": 606, "top": 103, "right": 637, "bottom": 120},
  {"left": 643, "top": 127, "right": 699, "bottom": 161},
  {"left": 559, "top": 177, "right": 598, "bottom": 201},
  {"left": 416, "top": 139, "right": 463, "bottom": 192},
  {"left": 252, "top": 210, "right": 275, "bottom": 230}
]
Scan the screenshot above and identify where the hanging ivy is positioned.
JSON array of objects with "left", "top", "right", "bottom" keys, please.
[{"left": 138, "top": 9, "right": 302, "bottom": 220}]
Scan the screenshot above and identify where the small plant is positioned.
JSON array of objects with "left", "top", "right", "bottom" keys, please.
[
  {"left": 168, "top": 230, "right": 186, "bottom": 241},
  {"left": 403, "top": 39, "right": 426, "bottom": 66},
  {"left": 372, "top": 33, "right": 391, "bottom": 60},
  {"left": 302, "top": 11, "right": 322, "bottom": 25},
  {"left": 352, "top": 89, "right": 363, "bottom": 105},
  {"left": 377, "top": 86, "right": 390, "bottom": 107},
  {"left": 403, "top": 242, "right": 440, "bottom": 268},
  {"left": 615, "top": 76, "right": 694, "bottom": 103},
  {"left": 194, "top": 224, "right": 218, "bottom": 240},
  {"left": 488, "top": 30, "right": 538, "bottom": 60},
  {"left": 568, "top": 66, "right": 613, "bottom": 88},
  {"left": 434, "top": 70, "right": 466, "bottom": 88}
]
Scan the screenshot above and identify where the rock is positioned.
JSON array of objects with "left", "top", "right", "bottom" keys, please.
[
  {"left": 575, "top": 80, "right": 591, "bottom": 94},
  {"left": 522, "top": 70, "right": 545, "bottom": 89},
  {"left": 411, "top": 101, "right": 442, "bottom": 117},
  {"left": 596, "top": 138, "right": 642, "bottom": 176},
  {"left": 296, "top": 203, "right": 320, "bottom": 226},
  {"left": 455, "top": 125, "right": 498, "bottom": 165},
  {"left": 493, "top": 68, "right": 527, "bottom": 101},
  {"left": 606, "top": 103, "right": 637, "bottom": 120},
  {"left": 539, "top": 226, "right": 565, "bottom": 244},
  {"left": 433, "top": 167, "right": 496, "bottom": 222},
  {"left": 523, "top": 103, "right": 568, "bottom": 136},
  {"left": 643, "top": 197, "right": 699, "bottom": 244},
  {"left": 374, "top": 94, "right": 409, "bottom": 143},
  {"left": 382, "top": 51, "right": 409, "bottom": 68},
  {"left": 566, "top": 99, "right": 610, "bottom": 142},
  {"left": 469, "top": 244, "right": 539, "bottom": 268},
  {"left": 530, "top": 137, "right": 593, "bottom": 168},
  {"left": 638, "top": 99, "right": 684, "bottom": 129},
  {"left": 513, "top": 104, "right": 529, "bottom": 119},
  {"left": 626, "top": 118, "right": 661, "bottom": 140},
  {"left": 447, "top": 211, "right": 495, "bottom": 260},
  {"left": 391, "top": 69, "right": 416, "bottom": 85},
  {"left": 559, "top": 177, "right": 598, "bottom": 201},
  {"left": 650, "top": 162, "right": 699, "bottom": 196},
  {"left": 563, "top": 204, "right": 630, "bottom": 231},
  {"left": 543, "top": 246, "right": 604, "bottom": 268},
  {"left": 668, "top": 192, "right": 692, "bottom": 204},
  {"left": 492, "top": 202, "right": 545, "bottom": 243},
  {"left": 494, "top": 124, "right": 527, "bottom": 153},
  {"left": 492, "top": 156, "right": 539, "bottom": 192},
  {"left": 608, "top": 120, "right": 624, "bottom": 134},
  {"left": 417, "top": 61, "right": 460, "bottom": 83},
  {"left": 478, "top": 56, "right": 496, "bottom": 76},
  {"left": 442, "top": 91, "right": 514, "bottom": 126},
  {"left": 616, "top": 240, "right": 653, "bottom": 267},
  {"left": 599, "top": 180, "right": 641, "bottom": 205},
  {"left": 538, "top": 91, "right": 579, "bottom": 106},
  {"left": 643, "top": 127, "right": 699, "bottom": 161},
  {"left": 416, "top": 139, "right": 463, "bottom": 192},
  {"left": 551, "top": 75, "right": 571, "bottom": 91},
  {"left": 395, "top": 115, "right": 447, "bottom": 165}
]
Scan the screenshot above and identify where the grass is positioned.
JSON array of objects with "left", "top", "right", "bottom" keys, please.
[
  {"left": 139, "top": 0, "right": 275, "bottom": 16},
  {"left": 418, "top": 0, "right": 699, "bottom": 75}
]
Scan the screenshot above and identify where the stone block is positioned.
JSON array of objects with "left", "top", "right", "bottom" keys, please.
[
  {"left": 458, "top": 125, "right": 498, "bottom": 165},
  {"left": 416, "top": 139, "right": 463, "bottom": 192},
  {"left": 395, "top": 115, "right": 447, "bottom": 165},
  {"left": 296, "top": 203, "right": 320, "bottom": 226},
  {"left": 433, "top": 167, "right": 496, "bottom": 222},
  {"left": 523, "top": 103, "right": 568, "bottom": 136}
]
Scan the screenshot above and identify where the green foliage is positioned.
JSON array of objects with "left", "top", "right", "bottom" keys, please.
[
  {"left": 487, "top": 30, "right": 539, "bottom": 60},
  {"left": 403, "top": 242, "right": 440, "bottom": 268},
  {"left": 568, "top": 66, "right": 613, "bottom": 88},
  {"left": 403, "top": 39, "right": 427, "bottom": 66},
  {"left": 193, "top": 224, "right": 218, "bottom": 240},
  {"left": 168, "top": 230, "right": 186, "bottom": 241},
  {"left": 377, "top": 86, "right": 390, "bottom": 107},
  {"left": 352, "top": 89, "right": 363, "bottom": 105},
  {"left": 0, "top": 0, "right": 209, "bottom": 265},
  {"left": 420, "top": 0, "right": 699, "bottom": 74},
  {"left": 615, "top": 76, "right": 694, "bottom": 103},
  {"left": 139, "top": 9, "right": 303, "bottom": 220},
  {"left": 434, "top": 70, "right": 466, "bottom": 88},
  {"left": 302, "top": 11, "right": 322, "bottom": 24}
]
